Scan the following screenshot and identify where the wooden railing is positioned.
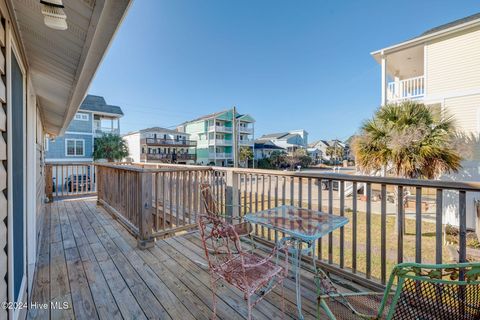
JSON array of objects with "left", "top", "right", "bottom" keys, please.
[
  {"left": 49, "top": 161, "right": 480, "bottom": 290},
  {"left": 96, "top": 163, "right": 225, "bottom": 248},
  {"left": 45, "top": 162, "right": 97, "bottom": 200},
  {"left": 219, "top": 168, "right": 480, "bottom": 289}
]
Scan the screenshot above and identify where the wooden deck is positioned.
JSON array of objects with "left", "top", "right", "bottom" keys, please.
[{"left": 27, "top": 197, "right": 365, "bottom": 320}]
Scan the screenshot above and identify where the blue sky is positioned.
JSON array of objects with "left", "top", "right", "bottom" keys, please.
[{"left": 89, "top": 0, "right": 478, "bottom": 141}]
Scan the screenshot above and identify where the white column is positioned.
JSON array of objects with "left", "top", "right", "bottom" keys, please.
[{"left": 381, "top": 52, "right": 387, "bottom": 106}]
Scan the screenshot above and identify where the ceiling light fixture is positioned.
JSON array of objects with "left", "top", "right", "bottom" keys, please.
[{"left": 40, "top": 0, "right": 68, "bottom": 31}]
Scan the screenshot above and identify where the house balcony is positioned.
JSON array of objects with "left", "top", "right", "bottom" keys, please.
[
  {"left": 37, "top": 162, "right": 479, "bottom": 319},
  {"left": 209, "top": 139, "right": 232, "bottom": 146},
  {"left": 94, "top": 126, "right": 120, "bottom": 136},
  {"left": 208, "top": 125, "right": 232, "bottom": 133},
  {"left": 209, "top": 152, "right": 232, "bottom": 159},
  {"left": 239, "top": 126, "right": 253, "bottom": 134},
  {"left": 387, "top": 75, "right": 425, "bottom": 102},
  {"left": 140, "top": 153, "right": 196, "bottom": 162},
  {"left": 141, "top": 138, "right": 197, "bottom": 147},
  {"left": 239, "top": 139, "right": 254, "bottom": 146}
]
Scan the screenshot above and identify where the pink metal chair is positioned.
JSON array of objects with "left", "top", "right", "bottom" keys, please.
[
  {"left": 200, "top": 183, "right": 256, "bottom": 250},
  {"left": 197, "top": 213, "right": 287, "bottom": 320}
]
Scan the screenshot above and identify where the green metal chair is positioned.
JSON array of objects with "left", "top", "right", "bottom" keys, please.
[{"left": 315, "top": 262, "right": 480, "bottom": 319}]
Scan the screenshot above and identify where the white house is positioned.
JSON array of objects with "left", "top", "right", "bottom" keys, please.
[
  {"left": 371, "top": 13, "right": 480, "bottom": 230},
  {"left": 0, "top": 1, "right": 131, "bottom": 319},
  {"left": 254, "top": 140, "right": 286, "bottom": 160},
  {"left": 257, "top": 129, "right": 308, "bottom": 153},
  {"left": 123, "top": 127, "right": 197, "bottom": 164}
]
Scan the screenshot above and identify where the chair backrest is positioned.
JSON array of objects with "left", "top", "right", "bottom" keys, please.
[
  {"left": 197, "top": 213, "right": 245, "bottom": 274},
  {"left": 381, "top": 262, "right": 480, "bottom": 320},
  {"left": 200, "top": 183, "right": 218, "bottom": 217}
]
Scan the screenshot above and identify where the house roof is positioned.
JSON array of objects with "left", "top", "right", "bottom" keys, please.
[
  {"left": 421, "top": 12, "right": 480, "bottom": 36},
  {"left": 180, "top": 109, "right": 255, "bottom": 125},
  {"left": 254, "top": 140, "right": 285, "bottom": 150},
  {"left": 258, "top": 132, "right": 289, "bottom": 140},
  {"left": 80, "top": 95, "right": 124, "bottom": 116},
  {"left": 309, "top": 140, "right": 330, "bottom": 148},
  {"left": 371, "top": 12, "right": 480, "bottom": 56},
  {"left": 124, "top": 126, "right": 187, "bottom": 137},
  {"left": 181, "top": 109, "right": 230, "bottom": 125}
]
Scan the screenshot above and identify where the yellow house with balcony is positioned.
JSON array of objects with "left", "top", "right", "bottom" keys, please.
[{"left": 371, "top": 12, "right": 480, "bottom": 230}]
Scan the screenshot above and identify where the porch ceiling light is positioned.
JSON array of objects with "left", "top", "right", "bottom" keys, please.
[{"left": 40, "top": 0, "right": 68, "bottom": 31}]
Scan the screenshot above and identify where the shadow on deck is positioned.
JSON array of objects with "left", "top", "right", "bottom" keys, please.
[{"left": 28, "top": 197, "right": 367, "bottom": 320}]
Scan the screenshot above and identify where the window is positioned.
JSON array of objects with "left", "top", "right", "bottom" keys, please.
[
  {"left": 74, "top": 113, "right": 89, "bottom": 121},
  {"left": 65, "top": 139, "right": 84, "bottom": 156}
]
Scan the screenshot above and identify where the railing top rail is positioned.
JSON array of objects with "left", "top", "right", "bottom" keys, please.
[
  {"left": 213, "top": 167, "right": 480, "bottom": 192},
  {"left": 45, "top": 162, "right": 98, "bottom": 166},
  {"left": 97, "top": 162, "right": 211, "bottom": 173}
]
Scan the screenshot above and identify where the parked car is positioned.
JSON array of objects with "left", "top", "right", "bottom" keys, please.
[
  {"left": 65, "top": 174, "right": 91, "bottom": 192},
  {"left": 315, "top": 180, "right": 339, "bottom": 191}
]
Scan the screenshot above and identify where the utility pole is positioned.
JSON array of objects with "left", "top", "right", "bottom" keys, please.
[{"left": 232, "top": 106, "right": 239, "bottom": 168}]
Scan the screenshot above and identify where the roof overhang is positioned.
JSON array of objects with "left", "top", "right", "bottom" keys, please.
[
  {"left": 371, "top": 17, "right": 480, "bottom": 60},
  {"left": 8, "top": 0, "right": 132, "bottom": 136}
]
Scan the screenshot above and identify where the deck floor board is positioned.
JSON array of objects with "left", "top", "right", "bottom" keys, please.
[{"left": 27, "top": 197, "right": 363, "bottom": 319}]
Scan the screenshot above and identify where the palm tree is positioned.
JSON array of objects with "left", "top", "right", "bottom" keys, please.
[
  {"left": 352, "top": 101, "right": 461, "bottom": 179},
  {"left": 239, "top": 146, "right": 253, "bottom": 168},
  {"left": 93, "top": 133, "right": 129, "bottom": 162},
  {"left": 353, "top": 101, "right": 462, "bottom": 235}
]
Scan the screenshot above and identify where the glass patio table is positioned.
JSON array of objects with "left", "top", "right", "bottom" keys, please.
[{"left": 244, "top": 205, "right": 349, "bottom": 320}]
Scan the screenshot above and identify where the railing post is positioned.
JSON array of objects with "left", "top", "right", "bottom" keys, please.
[
  {"left": 96, "top": 165, "right": 103, "bottom": 205},
  {"left": 45, "top": 164, "right": 53, "bottom": 201},
  {"left": 138, "top": 170, "right": 155, "bottom": 249},
  {"left": 225, "top": 170, "right": 239, "bottom": 222}
]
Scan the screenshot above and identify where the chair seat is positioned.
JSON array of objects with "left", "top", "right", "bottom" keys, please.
[
  {"left": 320, "top": 293, "right": 392, "bottom": 320},
  {"left": 215, "top": 253, "right": 283, "bottom": 294}
]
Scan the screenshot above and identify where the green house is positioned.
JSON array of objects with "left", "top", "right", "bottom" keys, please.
[{"left": 177, "top": 109, "right": 255, "bottom": 166}]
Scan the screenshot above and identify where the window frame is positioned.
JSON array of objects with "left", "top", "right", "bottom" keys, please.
[
  {"left": 74, "top": 113, "right": 89, "bottom": 121},
  {"left": 65, "top": 139, "right": 85, "bottom": 157}
]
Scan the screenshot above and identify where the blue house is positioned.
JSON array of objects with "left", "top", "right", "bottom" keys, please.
[{"left": 45, "top": 95, "right": 124, "bottom": 162}]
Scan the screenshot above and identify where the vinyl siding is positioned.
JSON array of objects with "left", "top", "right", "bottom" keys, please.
[
  {"left": 46, "top": 134, "right": 93, "bottom": 160},
  {"left": 444, "top": 94, "right": 480, "bottom": 135},
  {"left": 123, "top": 133, "right": 140, "bottom": 162},
  {"left": 426, "top": 27, "right": 480, "bottom": 96}
]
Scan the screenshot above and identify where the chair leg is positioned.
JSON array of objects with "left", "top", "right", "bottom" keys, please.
[
  {"left": 318, "top": 298, "right": 337, "bottom": 320},
  {"left": 247, "top": 294, "right": 252, "bottom": 320},
  {"left": 210, "top": 276, "right": 217, "bottom": 320},
  {"left": 281, "top": 280, "right": 286, "bottom": 320}
]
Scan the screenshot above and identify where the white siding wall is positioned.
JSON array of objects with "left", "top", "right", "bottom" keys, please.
[
  {"left": 123, "top": 133, "right": 141, "bottom": 162},
  {"left": 426, "top": 27, "right": 480, "bottom": 96},
  {"left": 444, "top": 94, "right": 480, "bottom": 135}
]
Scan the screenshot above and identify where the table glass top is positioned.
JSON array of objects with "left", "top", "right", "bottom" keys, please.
[{"left": 244, "top": 205, "right": 349, "bottom": 242}]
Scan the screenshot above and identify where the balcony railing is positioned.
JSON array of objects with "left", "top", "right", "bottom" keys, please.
[
  {"left": 142, "top": 138, "right": 197, "bottom": 146},
  {"left": 140, "top": 153, "right": 196, "bottom": 162},
  {"left": 94, "top": 127, "right": 120, "bottom": 135},
  {"left": 208, "top": 125, "right": 232, "bottom": 133},
  {"left": 209, "top": 139, "right": 232, "bottom": 146},
  {"left": 47, "top": 162, "right": 480, "bottom": 291},
  {"left": 239, "top": 139, "right": 254, "bottom": 145},
  {"left": 239, "top": 126, "right": 253, "bottom": 133},
  {"left": 208, "top": 152, "right": 232, "bottom": 159},
  {"left": 45, "top": 162, "right": 98, "bottom": 200},
  {"left": 387, "top": 75, "right": 425, "bottom": 102}
]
